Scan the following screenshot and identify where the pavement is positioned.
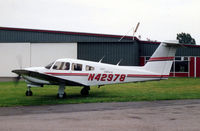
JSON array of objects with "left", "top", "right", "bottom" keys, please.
[{"left": 0, "top": 99, "right": 200, "bottom": 131}]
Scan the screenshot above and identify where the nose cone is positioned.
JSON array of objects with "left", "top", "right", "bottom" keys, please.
[
  {"left": 12, "top": 69, "right": 27, "bottom": 75},
  {"left": 12, "top": 69, "right": 21, "bottom": 74},
  {"left": 12, "top": 67, "right": 45, "bottom": 76}
]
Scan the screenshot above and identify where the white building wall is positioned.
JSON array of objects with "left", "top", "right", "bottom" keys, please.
[
  {"left": 0, "top": 43, "right": 30, "bottom": 77},
  {"left": 31, "top": 43, "right": 77, "bottom": 67},
  {"left": 0, "top": 43, "right": 77, "bottom": 77}
]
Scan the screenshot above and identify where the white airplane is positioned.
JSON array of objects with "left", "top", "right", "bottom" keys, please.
[{"left": 12, "top": 42, "right": 180, "bottom": 98}]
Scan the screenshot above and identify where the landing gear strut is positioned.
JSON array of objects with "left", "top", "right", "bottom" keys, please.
[
  {"left": 57, "top": 84, "right": 66, "bottom": 99},
  {"left": 25, "top": 86, "right": 33, "bottom": 96},
  {"left": 81, "top": 86, "right": 90, "bottom": 96}
]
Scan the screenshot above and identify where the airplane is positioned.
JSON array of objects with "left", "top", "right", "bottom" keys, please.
[{"left": 12, "top": 41, "right": 180, "bottom": 98}]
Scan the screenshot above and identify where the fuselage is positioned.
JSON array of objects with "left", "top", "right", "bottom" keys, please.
[{"left": 22, "top": 58, "right": 167, "bottom": 86}]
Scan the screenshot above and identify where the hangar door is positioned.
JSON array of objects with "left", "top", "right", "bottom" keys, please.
[
  {"left": 78, "top": 42, "right": 139, "bottom": 66},
  {"left": 31, "top": 43, "right": 77, "bottom": 67}
]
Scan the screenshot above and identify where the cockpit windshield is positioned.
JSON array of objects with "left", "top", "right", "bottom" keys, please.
[
  {"left": 52, "top": 62, "right": 70, "bottom": 70},
  {"left": 45, "top": 62, "right": 55, "bottom": 69}
]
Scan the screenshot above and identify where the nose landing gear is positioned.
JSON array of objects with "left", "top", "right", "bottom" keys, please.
[{"left": 25, "top": 86, "right": 33, "bottom": 96}]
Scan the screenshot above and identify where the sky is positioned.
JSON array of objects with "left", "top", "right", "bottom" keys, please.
[{"left": 0, "top": 0, "right": 200, "bottom": 44}]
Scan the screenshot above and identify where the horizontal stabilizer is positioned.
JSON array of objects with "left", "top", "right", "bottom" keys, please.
[{"left": 163, "top": 40, "right": 183, "bottom": 47}]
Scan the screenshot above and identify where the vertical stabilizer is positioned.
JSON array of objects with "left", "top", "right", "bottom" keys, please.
[{"left": 144, "top": 42, "right": 180, "bottom": 77}]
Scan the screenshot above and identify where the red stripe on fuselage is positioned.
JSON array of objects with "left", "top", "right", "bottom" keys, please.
[
  {"left": 149, "top": 57, "right": 174, "bottom": 61},
  {"left": 127, "top": 74, "right": 169, "bottom": 78},
  {"left": 45, "top": 72, "right": 89, "bottom": 76},
  {"left": 45, "top": 73, "right": 168, "bottom": 78}
]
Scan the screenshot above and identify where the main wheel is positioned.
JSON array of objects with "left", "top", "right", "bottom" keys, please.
[
  {"left": 25, "top": 90, "right": 33, "bottom": 96},
  {"left": 57, "top": 92, "right": 66, "bottom": 99},
  {"left": 81, "top": 87, "right": 89, "bottom": 96}
]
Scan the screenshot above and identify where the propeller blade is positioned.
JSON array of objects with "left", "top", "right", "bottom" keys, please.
[
  {"left": 16, "top": 55, "right": 22, "bottom": 69},
  {"left": 13, "top": 75, "right": 21, "bottom": 86}
]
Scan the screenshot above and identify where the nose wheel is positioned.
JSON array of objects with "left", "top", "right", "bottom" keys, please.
[
  {"left": 81, "top": 86, "right": 90, "bottom": 96},
  {"left": 25, "top": 86, "right": 33, "bottom": 96}
]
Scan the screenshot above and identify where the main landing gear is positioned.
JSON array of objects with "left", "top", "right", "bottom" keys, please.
[
  {"left": 81, "top": 86, "right": 90, "bottom": 96},
  {"left": 57, "top": 84, "right": 67, "bottom": 99},
  {"left": 57, "top": 85, "right": 90, "bottom": 98},
  {"left": 25, "top": 84, "right": 90, "bottom": 98}
]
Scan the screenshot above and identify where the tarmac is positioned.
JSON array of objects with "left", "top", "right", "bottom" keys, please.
[{"left": 0, "top": 99, "right": 200, "bottom": 131}]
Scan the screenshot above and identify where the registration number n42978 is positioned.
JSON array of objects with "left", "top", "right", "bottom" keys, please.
[{"left": 88, "top": 74, "right": 126, "bottom": 82}]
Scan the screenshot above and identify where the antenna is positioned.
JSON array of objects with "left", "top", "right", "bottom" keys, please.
[
  {"left": 99, "top": 56, "right": 105, "bottom": 63},
  {"left": 119, "top": 27, "right": 134, "bottom": 41},
  {"left": 133, "top": 22, "right": 140, "bottom": 40},
  {"left": 119, "top": 22, "right": 140, "bottom": 41},
  {"left": 116, "top": 59, "right": 123, "bottom": 66}
]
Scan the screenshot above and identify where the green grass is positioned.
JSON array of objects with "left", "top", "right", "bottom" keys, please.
[{"left": 0, "top": 78, "right": 200, "bottom": 107}]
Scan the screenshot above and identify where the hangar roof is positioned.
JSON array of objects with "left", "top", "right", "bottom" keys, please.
[
  {"left": 0, "top": 26, "right": 199, "bottom": 47},
  {"left": 0, "top": 27, "right": 135, "bottom": 39},
  {"left": 0, "top": 26, "right": 136, "bottom": 42}
]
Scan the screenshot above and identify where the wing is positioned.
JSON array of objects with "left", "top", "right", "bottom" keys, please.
[{"left": 12, "top": 69, "right": 85, "bottom": 86}]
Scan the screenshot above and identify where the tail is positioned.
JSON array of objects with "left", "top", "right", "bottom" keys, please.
[{"left": 144, "top": 41, "right": 181, "bottom": 78}]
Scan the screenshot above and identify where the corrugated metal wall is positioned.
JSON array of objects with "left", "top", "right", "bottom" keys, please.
[
  {"left": 1, "top": 27, "right": 200, "bottom": 67},
  {"left": 0, "top": 29, "right": 133, "bottom": 43},
  {"left": 140, "top": 43, "right": 200, "bottom": 56},
  {"left": 176, "top": 46, "right": 200, "bottom": 56},
  {"left": 139, "top": 43, "right": 157, "bottom": 56},
  {"left": 78, "top": 42, "right": 139, "bottom": 66}
]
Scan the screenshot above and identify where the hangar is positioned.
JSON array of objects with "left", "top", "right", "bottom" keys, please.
[{"left": 0, "top": 27, "right": 200, "bottom": 80}]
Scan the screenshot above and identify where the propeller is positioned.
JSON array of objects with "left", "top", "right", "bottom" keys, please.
[
  {"left": 13, "top": 55, "right": 23, "bottom": 86},
  {"left": 13, "top": 74, "right": 21, "bottom": 86}
]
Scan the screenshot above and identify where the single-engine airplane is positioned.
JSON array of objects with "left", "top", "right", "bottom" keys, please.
[{"left": 12, "top": 42, "right": 180, "bottom": 98}]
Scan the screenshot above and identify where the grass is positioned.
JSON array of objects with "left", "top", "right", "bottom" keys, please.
[{"left": 0, "top": 78, "right": 200, "bottom": 107}]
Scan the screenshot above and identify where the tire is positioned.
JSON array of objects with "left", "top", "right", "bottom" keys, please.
[
  {"left": 57, "top": 92, "right": 66, "bottom": 99},
  {"left": 25, "top": 90, "right": 33, "bottom": 96},
  {"left": 63, "top": 92, "right": 67, "bottom": 98},
  {"left": 81, "top": 88, "right": 89, "bottom": 96}
]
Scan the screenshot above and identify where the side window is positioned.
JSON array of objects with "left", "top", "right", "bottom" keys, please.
[
  {"left": 53, "top": 62, "right": 64, "bottom": 70},
  {"left": 63, "top": 62, "right": 70, "bottom": 70},
  {"left": 72, "top": 63, "right": 82, "bottom": 71},
  {"left": 86, "top": 65, "right": 95, "bottom": 71}
]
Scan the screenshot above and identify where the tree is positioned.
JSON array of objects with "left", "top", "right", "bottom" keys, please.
[{"left": 176, "top": 32, "right": 196, "bottom": 45}]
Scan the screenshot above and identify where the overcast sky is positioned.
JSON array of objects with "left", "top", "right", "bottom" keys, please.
[{"left": 0, "top": 0, "right": 200, "bottom": 44}]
